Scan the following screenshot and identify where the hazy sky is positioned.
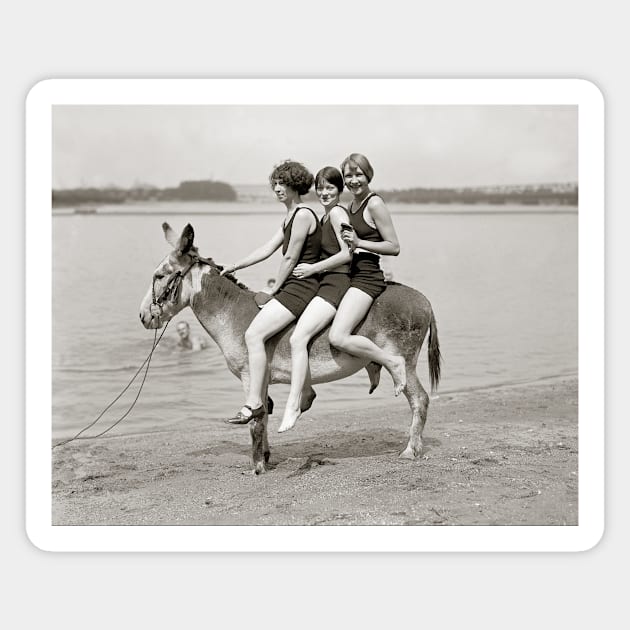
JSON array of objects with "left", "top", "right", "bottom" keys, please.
[{"left": 52, "top": 105, "right": 577, "bottom": 189}]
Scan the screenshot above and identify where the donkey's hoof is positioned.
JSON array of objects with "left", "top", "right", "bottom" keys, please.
[
  {"left": 253, "top": 461, "right": 266, "bottom": 475},
  {"left": 399, "top": 446, "right": 420, "bottom": 460}
]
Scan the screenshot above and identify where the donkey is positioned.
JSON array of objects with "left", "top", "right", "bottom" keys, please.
[{"left": 139, "top": 223, "right": 441, "bottom": 474}]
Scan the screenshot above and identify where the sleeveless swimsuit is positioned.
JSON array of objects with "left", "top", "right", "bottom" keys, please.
[
  {"left": 315, "top": 206, "right": 351, "bottom": 309},
  {"left": 273, "top": 207, "right": 322, "bottom": 318},
  {"left": 348, "top": 192, "right": 386, "bottom": 300}
]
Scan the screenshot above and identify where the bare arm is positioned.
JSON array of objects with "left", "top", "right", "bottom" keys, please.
[
  {"left": 269, "top": 209, "right": 315, "bottom": 293},
  {"left": 342, "top": 196, "right": 400, "bottom": 256},
  {"left": 221, "top": 226, "right": 284, "bottom": 274},
  {"left": 294, "top": 206, "right": 351, "bottom": 277}
]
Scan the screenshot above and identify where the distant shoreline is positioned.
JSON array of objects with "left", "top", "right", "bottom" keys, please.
[
  {"left": 52, "top": 204, "right": 578, "bottom": 217},
  {"left": 52, "top": 181, "right": 578, "bottom": 209}
]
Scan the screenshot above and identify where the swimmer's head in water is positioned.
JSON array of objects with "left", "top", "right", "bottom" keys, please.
[{"left": 176, "top": 322, "right": 190, "bottom": 339}]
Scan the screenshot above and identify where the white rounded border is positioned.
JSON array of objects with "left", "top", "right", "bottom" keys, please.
[{"left": 26, "top": 79, "right": 604, "bottom": 552}]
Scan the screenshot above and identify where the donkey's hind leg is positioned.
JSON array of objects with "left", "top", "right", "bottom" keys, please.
[{"left": 399, "top": 367, "right": 430, "bottom": 460}]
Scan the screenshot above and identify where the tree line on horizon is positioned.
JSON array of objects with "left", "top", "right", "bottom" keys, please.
[
  {"left": 379, "top": 183, "right": 578, "bottom": 205},
  {"left": 52, "top": 179, "right": 577, "bottom": 207},
  {"left": 52, "top": 179, "right": 237, "bottom": 207}
]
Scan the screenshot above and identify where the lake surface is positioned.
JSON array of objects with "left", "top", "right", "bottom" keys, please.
[{"left": 52, "top": 202, "right": 577, "bottom": 439}]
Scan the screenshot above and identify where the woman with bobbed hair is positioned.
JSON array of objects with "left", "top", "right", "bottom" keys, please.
[
  {"left": 330, "top": 153, "right": 407, "bottom": 395},
  {"left": 221, "top": 160, "right": 321, "bottom": 423},
  {"left": 277, "top": 166, "right": 353, "bottom": 432}
]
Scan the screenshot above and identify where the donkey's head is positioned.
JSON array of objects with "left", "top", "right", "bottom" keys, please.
[{"left": 139, "top": 222, "right": 208, "bottom": 329}]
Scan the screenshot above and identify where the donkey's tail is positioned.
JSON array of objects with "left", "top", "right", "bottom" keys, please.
[{"left": 428, "top": 310, "right": 442, "bottom": 393}]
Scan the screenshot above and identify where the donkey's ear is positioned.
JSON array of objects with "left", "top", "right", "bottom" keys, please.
[
  {"left": 177, "top": 223, "right": 195, "bottom": 255},
  {"left": 162, "top": 222, "right": 179, "bottom": 248}
]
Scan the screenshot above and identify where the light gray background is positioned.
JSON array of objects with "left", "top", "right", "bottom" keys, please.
[{"left": 4, "top": 1, "right": 624, "bottom": 627}]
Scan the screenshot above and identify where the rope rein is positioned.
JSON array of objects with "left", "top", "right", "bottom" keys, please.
[
  {"left": 52, "top": 252, "right": 218, "bottom": 450},
  {"left": 52, "top": 323, "right": 170, "bottom": 449}
]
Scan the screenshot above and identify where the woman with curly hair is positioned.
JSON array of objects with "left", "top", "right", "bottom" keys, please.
[
  {"left": 330, "top": 153, "right": 407, "bottom": 395},
  {"left": 277, "top": 166, "right": 352, "bottom": 432},
  {"left": 221, "top": 160, "right": 321, "bottom": 423}
]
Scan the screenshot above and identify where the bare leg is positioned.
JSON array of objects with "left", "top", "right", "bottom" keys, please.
[
  {"left": 279, "top": 297, "right": 337, "bottom": 432},
  {"left": 242, "top": 300, "right": 295, "bottom": 414},
  {"left": 329, "top": 288, "right": 406, "bottom": 395}
]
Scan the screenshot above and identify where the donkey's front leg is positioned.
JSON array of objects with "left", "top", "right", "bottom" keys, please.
[
  {"left": 237, "top": 372, "right": 266, "bottom": 473},
  {"left": 249, "top": 381, "right": 271, "bottom": 475},
  {"left": 262, "top": 386, "right": 271, "bottom": 464},
  {"left": 249, "top": 414, "right": 268, "bottom": 475}
]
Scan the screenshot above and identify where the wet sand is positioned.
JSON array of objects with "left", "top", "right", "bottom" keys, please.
[{"left": 52, "top": 376, "right": 578, "bottom": 526}]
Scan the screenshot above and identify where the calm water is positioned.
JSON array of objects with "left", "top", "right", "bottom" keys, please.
[{"left": 52, "top": 202, "right": 577, "bottom": 439}]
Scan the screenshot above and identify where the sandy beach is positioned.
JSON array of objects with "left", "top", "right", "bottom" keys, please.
[{"left": 52, "top": 376, "right": 578, "bottom": 526}]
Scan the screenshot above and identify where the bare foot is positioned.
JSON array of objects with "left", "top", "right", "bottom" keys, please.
[
  {"left": 278, "top": 408, "right": 301, "bottom": 433},
  {"left": 389, "top": 356, "right": 407, "bottom": 396}
]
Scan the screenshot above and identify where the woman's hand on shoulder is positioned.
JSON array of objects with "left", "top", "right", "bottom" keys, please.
[{"left": 339, "top": 223, "right": 357, "bottom": 250}]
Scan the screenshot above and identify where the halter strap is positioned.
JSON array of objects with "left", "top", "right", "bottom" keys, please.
[{"left": 151, "top": 253, "right": 214, "bottom": 311}]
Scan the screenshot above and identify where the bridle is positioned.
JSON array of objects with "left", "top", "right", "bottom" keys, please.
[
  {"left": 55, "top": 250, "right": 216, "bottom": 449},
  {"left": 150, "top": 251, "right": 214, "bottom": 319}
]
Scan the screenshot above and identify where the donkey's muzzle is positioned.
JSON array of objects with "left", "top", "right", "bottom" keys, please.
[{"left": 139, "top": 309, "right": 161, "bottom": 329}]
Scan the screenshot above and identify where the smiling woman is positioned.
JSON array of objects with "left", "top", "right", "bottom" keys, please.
[
  {"left": 328, "top": 153, "right": 408, "bottom": 398},
  {"left": 219, "top": 160, "right": 321, "bottom": 437},
  {"left": 278, "top": 165, "right": 352, "bottom": 433}
]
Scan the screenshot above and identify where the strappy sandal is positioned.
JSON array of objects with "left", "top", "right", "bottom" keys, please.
[{"left": 225, "top": 404, "right": 266, "bottom": 424}]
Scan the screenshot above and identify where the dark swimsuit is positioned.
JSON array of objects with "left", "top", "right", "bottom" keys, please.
[
  {"left": 273, "top": 207, "right": 322, "bottom": 318},
  {"left": 316, "top": 207, "right": 351, "bottom": 309},
  {"left": 348, "top": 192, "right": 387, "bottom": 300}
]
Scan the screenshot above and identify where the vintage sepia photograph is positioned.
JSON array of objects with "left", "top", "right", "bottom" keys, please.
[{"left": 26, "top": 80, "right": 603, "bottom": 551}]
